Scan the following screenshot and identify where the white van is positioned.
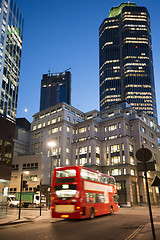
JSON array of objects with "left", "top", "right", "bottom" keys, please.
[
  {"left": 33, "top": 194, "right": 46, "bottom": 208},
  {"left": 8, "top": 195, "right": 19, "bottom": 207}
]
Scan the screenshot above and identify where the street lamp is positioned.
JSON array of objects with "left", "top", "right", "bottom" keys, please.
[
  {"left": 48, "top": 141, "right": 56, "bottom": 209},
  {"left": 18, "top": 171, "right": 29, "bottom": 220}
]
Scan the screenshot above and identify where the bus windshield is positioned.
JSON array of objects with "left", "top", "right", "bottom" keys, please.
[{"left": 56, "top": 169, "right": 76, "bottom": 178}]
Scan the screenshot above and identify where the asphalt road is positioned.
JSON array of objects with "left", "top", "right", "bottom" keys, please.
[{"left": 0, "top": 207, "right": 160, "bottom": 240}]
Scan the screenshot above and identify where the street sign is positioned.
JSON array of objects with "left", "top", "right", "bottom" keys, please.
[
  {"left": 151, "top": 175, "right": 160, "bottom": 187},
  {"left": 137, "top": 162, "right": 155, "bottom": 172},
  {"left": 136, "top": 146, "right": 156, "bottom": 239},
  {"left": 136, "top": 147, "right": 152, "bottom": 162}
]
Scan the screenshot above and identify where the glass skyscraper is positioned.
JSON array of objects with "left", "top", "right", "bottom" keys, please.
[
  {"left": 0, "top": 0, "right": 23, "bottom": 218},
  {"left": 99, "top": 3, "right": 157, "bottom": 121},
  {"left": 0, "top": 0, "right": 23, "bottom": 122},
  {"left": 40, "top": 71, "right": 71, "bottom": 111}
]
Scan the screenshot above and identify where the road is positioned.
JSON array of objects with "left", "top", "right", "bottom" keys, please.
[{"left": 0, "top": 207, "right": 160, "bottom": 240}]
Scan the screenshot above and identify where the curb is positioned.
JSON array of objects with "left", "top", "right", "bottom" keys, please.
[
  {"left": 0, "top": 220, "right": 33, "bottom": 226},
  {"left": 0, "top": 217, "right": 64, "bottom": 227}
]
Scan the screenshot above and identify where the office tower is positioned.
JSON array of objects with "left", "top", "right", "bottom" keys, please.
[
  {"left": 99, "top": 3, "right": 157, "bottom": 121},
  {"left": 0, "top": 0, "right": 23, "bottom": 218},
  {"left": 40, "top": 70, "right": 71, "bottom": 111},
  {"left": 0, "top": 0, "right": 23, "bottom": 122}
]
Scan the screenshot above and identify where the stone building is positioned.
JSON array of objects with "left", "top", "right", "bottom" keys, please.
[{"left": 28, "top": 101, "right": 160, "bottom": 206}]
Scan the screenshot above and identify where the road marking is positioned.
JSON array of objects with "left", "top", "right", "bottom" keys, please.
[{"left": 124, "top": 225, "right": 144, "bottom": 240}]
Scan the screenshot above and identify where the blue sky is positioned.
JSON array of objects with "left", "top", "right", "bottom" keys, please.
[{"left": 15, "top": 0, "right": 160, "bottom": 123}]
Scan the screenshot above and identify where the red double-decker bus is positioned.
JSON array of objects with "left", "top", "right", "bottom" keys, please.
[{"left": 51, "top": 166, "right": 118, "bottom": 219}]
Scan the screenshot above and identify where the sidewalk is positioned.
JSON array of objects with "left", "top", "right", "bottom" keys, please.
[
  {"left": 132, "top": 222, "right": 160, "bottom": 240},
  {"left": 0, "top": 208, "right": 62, "bottom": 226}
]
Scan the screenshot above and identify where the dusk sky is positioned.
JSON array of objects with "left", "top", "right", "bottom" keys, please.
[{"left": 15, "top": 0, "right": 160, "bottom": 123}]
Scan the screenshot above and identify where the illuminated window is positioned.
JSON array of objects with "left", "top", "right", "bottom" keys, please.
[
  {"left": 66, "top": 148, "right": 70, "bottom": 153},
  {"left": 79, "top": 147, "right": 87, "bottom": 154},
  {"left": 96, "top": 158, "right": 100, "bottom": 165},
  {"left": 51, "top": 118, "right": 56, "bottom": 124},
  {"left": 79, "top": 127, "right": 86, "bottom": 133},
  {"left": 67, "top": 126, "right": 70, "bottom": 132},
  {"left": 80, "top": 158, "right": 87, "bottom": 166},
  {"left": 66, "top": 159, "right": 69, "bottom": 165},
  {"left": 111, "top": 156, "right": 120, "bottom": 165},
  {"left": 112, "top": 169, "right": 121, "bottom": 176},
  {"left": 130, "top": 156, "right": 134, "bottom": 165},
  {"left": 52, "top": 127, "right": 58, "bottom": 133},
  {"left": 79, "top": 138, "right": 86, "bottom": 142},
  {"left": 129, "top": 144, "right": 134, "bottom": 152},
  {"left": 108, "top": 112, "right": 114, "bottom": 117},
  {"left": 96, "top": 146, "right": 100, "bottom": 154},
  {"left": 130, "top": 169, "right": 135, "bottom": 176},
  {"left": 108, "top": 135, "right": 117, "bottom": 140},
  {"left": 32, "top": 125, "right": 36, "bottom": 131},
  {"left": 35, "top": 133, "right": 40, "bottom": 139},
  {"left": 108, "top": 124, "right": 117, "bottom": 131},
  {"left": 111, "top": 145, "right": 120, "bottom": 153},
  {"left": 34, "top": 143, "right": 40, "bottom": 149},
  {"left": 57, "top": 116, "right": 62, "bottom": 122},
  {"left": 94, "top": 126, "right": 98, "bottom": 132}
]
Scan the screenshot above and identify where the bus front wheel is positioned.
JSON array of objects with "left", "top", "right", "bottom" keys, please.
[{"left": 90, "top": 208, "right": 95, "bottom": 219}]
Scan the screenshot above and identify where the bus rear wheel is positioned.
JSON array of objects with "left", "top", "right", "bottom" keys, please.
[{"left": 90, "top": 208, "right": 95, "bottom": 219}]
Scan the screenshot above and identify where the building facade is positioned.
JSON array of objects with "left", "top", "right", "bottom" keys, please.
[
  {"left": 40, "top": 71, "right": 71, "bottom": 112},
  {"left": 13, "top": 118, "right": 31, "bottom": 156},
  {"left": 99, "top": 3, "right": 157, "bottom": 121},
  {"left": 0, "top": 0, "right": 23, "bottom": 218},
  {"left": 0, "top": 0, "right": 23, "bottom": 122},
  {"left": 26, "top": 101, "right": 160, "bottom": 206}
]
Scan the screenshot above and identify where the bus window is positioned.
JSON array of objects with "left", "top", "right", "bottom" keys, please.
[
  {"left": 81, "top": 169, "right": 99, "bottom": 182},
  {"left": 95, "top": 193, "right": 104, "bottom": 203},
  {"left": 114, "top": 194, "right": 119, "bottom": 202},
  {"left": 110, "top": 178, "right": 115, "bottom": 185},
  {"left": 56, "top": 169, "right": 76, "bottom": 178},
  {"left": 86, "top": 193, "right": 96, "bottom": 203}
]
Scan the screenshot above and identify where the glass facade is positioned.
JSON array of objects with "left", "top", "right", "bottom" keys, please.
[
  {"left": 40, "top": 71, "right": 71, "bottom": 111},
  {"left": 0, "top": 0, "right": 23, "bottom": 122},
  {"left": 99, "top": 3, "right": 157, "bottom": 121}
]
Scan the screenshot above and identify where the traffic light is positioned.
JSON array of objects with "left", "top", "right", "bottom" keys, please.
[{"left": 22, "top": 180, "right": 28, "bottom": 189}]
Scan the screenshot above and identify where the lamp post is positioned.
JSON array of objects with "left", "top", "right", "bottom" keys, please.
[
  {"left": 40, "top": 179, "right": 42, "bottom": 216},
  {"left": 18, "top": 171, "right": 29, "bottom": 220},
  {"left": 48, "top": 141, "right": 56, "bottom": 209}
]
